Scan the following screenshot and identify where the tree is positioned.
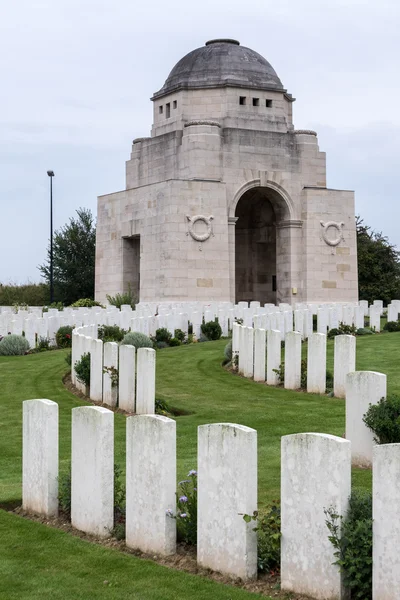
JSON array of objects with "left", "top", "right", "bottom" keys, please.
[
  {"left": 39, "top": 208, "right": 96, "bottom": 305},
  {"left": 357, "top": 216, "right": 400, "bottom": 305}
]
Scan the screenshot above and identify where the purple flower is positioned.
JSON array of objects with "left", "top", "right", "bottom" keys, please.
[
  {"left": 180, "top": 513, "right": 187, "bottom": 518},
  {"left": 193, "top": 488, "right": 197, "bottom": 491},
  {"left": 165, "top": 508, "right": 174, "bottom": 516},
  {"left": 179, "top": 495, "right": 188, "bottom": 503},
  {"left": 188, "top": 470, "right": 197, "bottom": 477}
]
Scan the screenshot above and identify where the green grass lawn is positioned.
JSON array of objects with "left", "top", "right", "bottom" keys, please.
[{"left": 1, "top": 331, "right": 399, "bottom": 598}]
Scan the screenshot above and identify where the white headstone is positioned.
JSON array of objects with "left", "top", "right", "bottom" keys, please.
[
  {"left": 136, "top": 347, "right": 156, "bottom": 414},
  {"left": 119, "top": 344, "right": 136, "bottom": 412},
  {"left": 281, "top": 433, "right": 351, "bottom": 599},
  {"left": 345, "top": 371, "right": 386, "bottom": 466},
  {"left": 198, "top": 423, "right": 257, "bottom": 580},
  {"left": 373, "top": 443, "right": 400, "bottom": 600},
  {"left": 334, "top": 335, "right": 356, "bottom": 398},
  {"left": 90, "top": 338, "right": 103, "bottom": 402},
  {"left": 284, "top": 331, "right": 302, "bottom": 390},
  {"left": 22, "top": 399, "right": 58, "bottom": 517},
  {"left": 243, "top": 326, "right": 254, "bottom": 378},
  {"left": 307, "top": 333, "right": 327, "bottom": 394},
  {"left": 71, "top": 406, "right": 114, "bottom": 537},
  {"left": 126, "top": 415, "right": 176, "bottom": 555},
  {"left": 103, "top": 341, "right": 119, "bottom": 408},
  {"left": 253, "top": 328, "right": 266, "bottom": 382},
  {"left": 266, "top": 329, "right": 281, "bottom": 386}
]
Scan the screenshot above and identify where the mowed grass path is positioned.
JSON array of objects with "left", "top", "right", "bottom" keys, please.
[{"left": 1, "top": 331, "right": 400, "bottom": 598}]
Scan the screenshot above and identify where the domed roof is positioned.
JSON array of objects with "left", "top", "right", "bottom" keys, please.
[{"left": 152, "top": 39, "right": 285, "bottom": 100}]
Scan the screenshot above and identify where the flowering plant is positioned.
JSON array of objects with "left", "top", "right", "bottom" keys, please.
[{"left": 167, "top": 469, "right": 197, "bottom": 545}]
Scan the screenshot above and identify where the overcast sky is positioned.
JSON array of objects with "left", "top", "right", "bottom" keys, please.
[{"left": 1, "top": 0, "right": 399, "bottom": 283}]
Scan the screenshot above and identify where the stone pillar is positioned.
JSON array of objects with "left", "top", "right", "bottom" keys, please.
[
  {"left": 243, "top": 326, "right": 254, "bottom": 379},
  {"left": 126, "top": 415, "right": 176, "bottom": 555},
  {"left": 359, "top": 300, "right": 368, "bottom": 316},
  {"left": 345, "top": 371, "right": 387, "bottom": 466},
  {"left": 253, "top": 328, "right": 266, "bottom": 382},
  {"left": 266, "top": 329, "right": 281, "bottom": 385},
  {"left": 136, "top": 347, "right": 156, "bottom": 414},
  {"left": 284, "top": 331, "right": 302, "bottom": 390},
  {"left": 22, "top": 399, "right": 58, "bottom": 517},
  {"left": 334, "top": 334, "right": 356, "bottom": 398},
  {"left": 328, "top": 307, "right": 339, "bottom": 331},
  {"left": 103, "top": 341, "right": 119, "bottom": 408},
  {"left": 71, "top": 406, "right": 114, "bottom": 537},
  {"left": 119, "top": 344, "right": 136, "bottom": 413},
  {"left": 281, "top": 433, "right": 351, "bottom": 599},
  {"left": 197, "top": 423, "right": 257, "bottom": 580},
  {"left": 307, "top": 333, "right": 327, "bottom": 394},
  {"left": 90, "top": 338, "right": 103, "bottom": 402},
  {"left": 238, "top": 325, "right": 245, "bottom": 375},
  {"left": 373, "top": 443, "right": 400, "bottom": 600}
]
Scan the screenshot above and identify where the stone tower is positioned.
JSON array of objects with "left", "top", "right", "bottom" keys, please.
[{"left": 95, "top": 39, "right": 358, "bottom": 305}]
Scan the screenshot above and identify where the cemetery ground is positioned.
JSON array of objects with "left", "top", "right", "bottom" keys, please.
[{"left": 1, "top": 332, "right": 399, "bottom": 598}]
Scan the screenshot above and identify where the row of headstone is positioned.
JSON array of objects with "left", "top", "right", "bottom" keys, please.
[
  {"left": 235, "top": 324, "right": 357, "bottom": 398},
  {"left": 4, "top": 298, "right": 398, "bottom": 346},
  {"left": 22, "top": 400, "right": 399, "bottom": 597},
  {"left": 22, "top": 401, "right": 257, "bottom": 579},
  {"left": 72, "top": 327, "right": 155, "bottom": 414}
]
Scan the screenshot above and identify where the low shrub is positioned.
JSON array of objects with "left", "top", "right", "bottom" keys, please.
[
  {"left": 65, "top": 350, "right": 72, "bottom": 367},
  {"left": 201, "top": 320, "right": 222, "bottom": 341},
  {"left": 121, "top": 332, "right": 153, "bottom": 350},
  {"left": 244, "top": 502, "right": 281, "bottom": 574},
  {"left": 37, "top": 337, "right": 50, "bottom": 351},
  {"left": 168, "top": 470, "right": 197, "bottom": 545},
  {"left": 98, "top": 325, "right": 127, "bottom": 343},
  {"left": 174, "top": 329, "right": 186, "bottom": 342},
  {"left": 56, "top": 326, "right": 73, "bottom": 348},
  {"left": 58, "top": 465, "right": 72, "bottom": 517},
  {"left": 328, "top": 322, "right": 357, "bottom": 338},
  {"left": 169, "top": 337, "right": 181, "bottom": 347},
  {"left": 357, "top": 327, "right": 374, "bottom": 335},
  {"left": 363, "top": 394, "right": 400, "bottom": 443},
  {"left": 106, "top": 285, "right": 137, "bottom": 310},
  {"left": 326, "top": 369, "right": 334, "bottom": 391},
  {"left": 74, "top": 352, "right": 90, "bottom": 387},
  {"left": 327, "top": 328, "right": 341, "bottom": 338},
  {"left": 155, "top": 328, "right": 172, "bottom": 344},
  {"left": 0, "top": 334, "right": 30, "bottom": 356},
  {"left": 155, "top": 341, "right": 169, "bottom": 349},
  {"left": 43, "top": 302, "right": 64, "bottom": 312},
  {"left": 70, "top": 298, "right": 103, "bottom": 308},
  {"left": 383, "top": 320, "right": 400, "bottom": 332},
  {"left": 325, "top": 490, "right": 372, "bottom": 599},
  {"left": 155, "top": 397, "right": 171, "bottom": 415},
  {"left": 224, "top": 339, "right": 232, "bottom": 363}
]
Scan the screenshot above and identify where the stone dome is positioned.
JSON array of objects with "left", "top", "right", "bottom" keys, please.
[{"left": 152, "top": 39, "right": 285, "bottom": 99}]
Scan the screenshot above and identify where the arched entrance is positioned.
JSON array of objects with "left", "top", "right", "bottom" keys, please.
[{"left": 233, "top": 185, "right": 293, "bottom": 305}]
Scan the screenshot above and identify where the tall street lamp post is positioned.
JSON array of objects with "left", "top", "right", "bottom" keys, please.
[{"left": 47, "top": 170, "right": 55, "bottom": 304}]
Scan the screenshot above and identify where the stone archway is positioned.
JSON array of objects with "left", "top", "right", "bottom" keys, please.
[
  {"left": 235, "top": 189, "right": 277, "bottom": 304},
  {"left": 229, "top": 182, "right": 299, "bottom": 305}
]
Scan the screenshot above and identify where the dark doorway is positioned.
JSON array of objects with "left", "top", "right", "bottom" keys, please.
[
  {"left": 122, "top": 235, "right": 140, "bottom": 301},
  {"left": 235, "top": 189, "right": 277, "bottom": 304}
]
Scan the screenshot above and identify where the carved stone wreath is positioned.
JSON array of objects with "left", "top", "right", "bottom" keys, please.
[
  {"left": 320, "top": 220, "right": 345, "bottom": 247},
  {"left": 186, "top": 215, "right": 214, "bottom": 242}
]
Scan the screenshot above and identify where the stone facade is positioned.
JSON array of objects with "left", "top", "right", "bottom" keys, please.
[{"left": 95, "top": 39, "right": 358, "bottom": 305}]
